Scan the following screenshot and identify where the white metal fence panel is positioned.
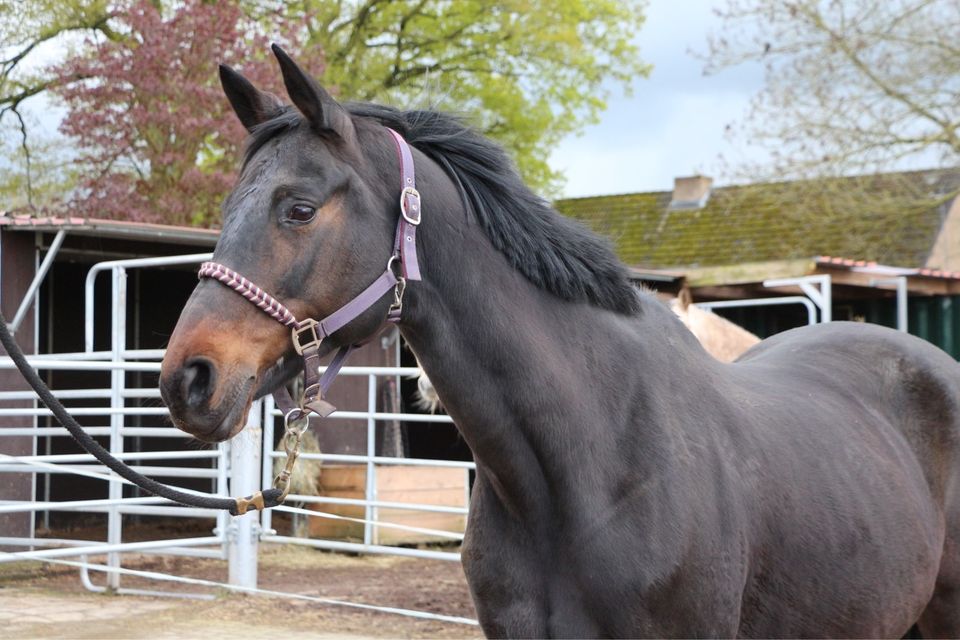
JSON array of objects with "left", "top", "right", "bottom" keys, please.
[{"left": 1, "top": 253, "right": 472, "bottom": 599}]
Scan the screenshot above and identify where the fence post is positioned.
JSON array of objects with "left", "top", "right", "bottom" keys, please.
[
  {"left": 107, "top": 266, "right": 127, "bottom": 590},
  {"left": 365, "top": 374, "right": 377, "bottom": 546},
  {"left": 228, "top": 399, "right": 261, "bottom": 589},
  {"left": 260, "top": 394, "right": 276, "bottom": 537}
]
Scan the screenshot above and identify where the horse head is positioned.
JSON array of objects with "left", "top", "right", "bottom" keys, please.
[{"left": 159, "top": 46, "right": 406, "bottom": 442}]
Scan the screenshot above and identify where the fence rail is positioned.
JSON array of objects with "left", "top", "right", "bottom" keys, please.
[{"left": 0, "top": 248, "right": 479, "bottom": 622}]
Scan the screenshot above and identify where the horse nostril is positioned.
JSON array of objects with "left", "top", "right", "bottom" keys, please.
[{"left": 181, "top": 357, "right": 216, "bottom": 410}]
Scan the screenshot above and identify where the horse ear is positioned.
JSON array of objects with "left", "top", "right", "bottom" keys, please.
[
  {"left": 271, "top": 44, "right": 355, "bottom": 142},
  {"left": 219, "top": 64, "right": 284, "bottom": 132}
]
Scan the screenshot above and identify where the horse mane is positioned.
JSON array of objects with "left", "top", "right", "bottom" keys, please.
[
  {"left": 244, "top": 103, "right": 642, "bottom": 315},
  {"left": 349, "top": 103, "right": 641, "bottom": 315}
]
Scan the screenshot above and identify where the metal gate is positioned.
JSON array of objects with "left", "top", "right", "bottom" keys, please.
[{"left": 0, "top": 253, "right": 470, "bottom": 600}]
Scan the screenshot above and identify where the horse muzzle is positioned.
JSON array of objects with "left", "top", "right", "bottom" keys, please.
[{"left": 160, "top": 355, "right": 256, "bottom": 443}]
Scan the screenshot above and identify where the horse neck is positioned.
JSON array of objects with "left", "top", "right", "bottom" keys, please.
[{"left": 396, "top": 161, "right": 693, "bottom": 519}]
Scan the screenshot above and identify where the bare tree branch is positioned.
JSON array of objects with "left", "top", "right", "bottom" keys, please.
[
  {"left": 12, "top": 107, "right": 34, "bottom": 210},
  {"left": 706, "top": 0, "right": 960, "bottom": 181}
]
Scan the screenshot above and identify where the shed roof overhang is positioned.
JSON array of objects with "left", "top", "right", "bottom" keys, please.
[
  {"left": 0, "top": 215, "right": 219, "bottom": 247},
  {"left": 651, "top": 256, "right": 960, "bottom": 301}
]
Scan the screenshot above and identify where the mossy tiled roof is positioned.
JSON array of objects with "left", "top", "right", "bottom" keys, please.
[{"left": 555, "top": 170, "right": 960, "bottom": 270}]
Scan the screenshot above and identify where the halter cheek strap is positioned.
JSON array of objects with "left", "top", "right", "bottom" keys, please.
[
  {"left": 198, "top": 127, "right": 421, "bottom": 419},
  {"left": 391, "top": 127, "right": 421, "bottom": 281}
]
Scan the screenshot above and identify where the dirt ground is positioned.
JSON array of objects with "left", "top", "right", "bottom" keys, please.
[{"left": 0, "top": 542, "right": 483, "bottom": 639}]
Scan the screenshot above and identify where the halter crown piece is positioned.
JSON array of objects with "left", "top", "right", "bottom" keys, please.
[{"left": 198, "top": 127, "right": 421, "bottom": 424}]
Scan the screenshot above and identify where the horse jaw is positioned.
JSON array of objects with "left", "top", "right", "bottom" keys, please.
[{"left": 254, "top": 352, "right": 303, "bottom": 400}]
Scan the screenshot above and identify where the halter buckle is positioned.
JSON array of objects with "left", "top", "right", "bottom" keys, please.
[
  {"left": 400, "top": 186, "right": 421, "bottom": 225},
  {"left": 292, "top": 319, "right": 323, "bottom": 356}
]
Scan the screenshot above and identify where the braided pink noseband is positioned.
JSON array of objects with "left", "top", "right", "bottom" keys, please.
[
  {"left": 197, "top": 262, "right": 300, "bottom": 328},
  {"left": 197, "top": 128, "right": 421, "bottom": 420}
]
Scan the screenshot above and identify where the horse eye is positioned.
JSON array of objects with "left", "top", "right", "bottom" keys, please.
[{"left": 287, "top": 204, "right": 316, "bottom": 223}]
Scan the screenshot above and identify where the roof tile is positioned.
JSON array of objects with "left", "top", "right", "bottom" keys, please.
[{"left": 556, "top": 169, "right": 960, "bottom": 270}]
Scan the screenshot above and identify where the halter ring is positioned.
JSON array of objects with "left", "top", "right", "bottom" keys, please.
[
  {"left": 387, "top": 255, "right": 402, "bottom": 277},
  {"left": 284, "top": 407, "right": 309, "bottom": 428}
]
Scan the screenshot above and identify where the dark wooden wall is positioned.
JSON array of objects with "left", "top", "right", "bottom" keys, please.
[
  {"left": 0, "top": 230, "right": 36, "bottom": 545},
  {"left": 305, "top": 336, "right": 399, "bottom": 456}
]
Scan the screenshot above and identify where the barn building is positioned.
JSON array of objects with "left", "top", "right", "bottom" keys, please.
[
  {"left": 0, "top": 216, "right": 440, "bottom": 544},
  {"left": 559, "top": 169, "right": 960, "bottom": 354},
  {"left": 3, "top": 167, "right": 960, "bottom": 543}
]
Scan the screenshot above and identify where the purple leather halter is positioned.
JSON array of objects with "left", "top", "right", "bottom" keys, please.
[{"left": 198, "top": 127, "right": 421, "bottom": 420}]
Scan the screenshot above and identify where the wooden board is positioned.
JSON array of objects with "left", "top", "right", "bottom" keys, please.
[{"left": 307, "top": 464, "right": 468, "bottom": 545}]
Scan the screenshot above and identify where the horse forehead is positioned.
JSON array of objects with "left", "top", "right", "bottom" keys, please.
[
  {"left": 243, "top": 135, "right": 317, "bottom": 185},
  {"left": 222, "top": 139, "right": 319, "bottom": 226}
]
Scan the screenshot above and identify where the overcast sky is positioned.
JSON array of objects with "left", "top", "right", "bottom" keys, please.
[{"left": 549, "top": 0, "right": 764, "bottom": 198}]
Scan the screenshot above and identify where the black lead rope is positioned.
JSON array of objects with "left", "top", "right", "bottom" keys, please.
[{"left": 0, "top": 311, "right": 281, "bottom": 516}]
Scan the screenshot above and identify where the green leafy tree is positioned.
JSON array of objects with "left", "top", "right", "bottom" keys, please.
[
  {"left": 0, "top": 2, "right": 118, "bottom": 119},
  {"left": 1, "top": 0, "right": 648, "bottom": 218},
  {"left": 269, "top": 0, "right": 650, "bottom": 192},
  {"left": 0, "top": 1, "right": 119, "bottom": 210}
]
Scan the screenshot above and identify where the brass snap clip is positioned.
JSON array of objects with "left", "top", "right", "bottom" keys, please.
[
  {"left": 390, "top": 277, "right": 407, "bottom": 316},
  {"left": 386, "top": 255, "right": 407, "bottom": 317},
  {"left": 272, "top": 409, "right": 310, "bottom": 503}
]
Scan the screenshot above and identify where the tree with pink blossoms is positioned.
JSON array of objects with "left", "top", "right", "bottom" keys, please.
[{"left": 52, "top": 1, "right": 324, "bottom": 226}]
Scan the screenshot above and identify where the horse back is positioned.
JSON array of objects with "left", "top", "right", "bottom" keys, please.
[
  {"left": 736, "top": 320, "right": 960, "bottom": 503},
  {"left": 719, "top": 321, "right": 960, "bottom": 636}
]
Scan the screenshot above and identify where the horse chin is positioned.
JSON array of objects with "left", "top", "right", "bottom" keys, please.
[
  {"left": 192, "top": 343, "right": 335, "bottom": 442},
  {"left": 187, "top": 378, "right": 255, "bottom": 443},
  {"left": 254, "top": 353, "right": 302, "bottom": 400}
]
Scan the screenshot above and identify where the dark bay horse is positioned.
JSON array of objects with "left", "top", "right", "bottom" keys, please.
[{"left": 159, "top": 47, "right": 960, "bottom": 638}]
